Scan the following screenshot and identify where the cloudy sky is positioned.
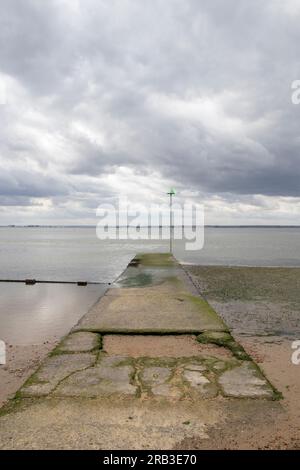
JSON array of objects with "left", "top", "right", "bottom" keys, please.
[{"left": 0, "top": 0, "right": 300, "bottom": 225}]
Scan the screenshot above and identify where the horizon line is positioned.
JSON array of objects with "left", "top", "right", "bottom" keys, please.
[{"left": 1, "top": 224, "right": 300, "bottom": 228}]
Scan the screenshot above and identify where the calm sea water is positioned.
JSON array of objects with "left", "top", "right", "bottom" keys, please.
[
  {"left": 0, "top": 226, "right": 299, "bottom": 345},
  {"left": 1, "top": 226, "right": 300, "bottom": 282},
  {"left": 0, "top": 283, "right": 106, "bottom": 345}
]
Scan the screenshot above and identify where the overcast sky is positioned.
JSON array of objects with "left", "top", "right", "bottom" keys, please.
[{"left": 0, "top": 0, "right": 300, "bottom": 225}]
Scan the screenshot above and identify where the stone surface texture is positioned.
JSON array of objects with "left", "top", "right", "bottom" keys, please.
[{"left": 58, "top": 332, "right": 100, "bottom": 353}]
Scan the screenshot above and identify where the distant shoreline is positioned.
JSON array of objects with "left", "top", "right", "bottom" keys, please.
[{"left": 1, "top": 225, "right": 300, "bottom": 229}]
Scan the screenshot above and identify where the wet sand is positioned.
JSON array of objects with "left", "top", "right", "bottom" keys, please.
[
  {"left": 185, "top": 266, "right": 300, "bottom": 337},
  {"left": 0, "top": 342, "right": 56, "bottom": 408},
  {"left": 181, "top": 265, "right": 300, "bottom": 449}
]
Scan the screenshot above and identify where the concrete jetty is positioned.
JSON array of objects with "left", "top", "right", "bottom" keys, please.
[{"left": 0, "top": 254, "right": 282, "bottom": 449}]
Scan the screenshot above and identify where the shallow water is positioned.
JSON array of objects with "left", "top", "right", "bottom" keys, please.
[
  {"left": 0, "top": 283, "right": 106, "bottom": 345},
  {"left": 1, "top": 226, "right": 300, "bottom": 345}
]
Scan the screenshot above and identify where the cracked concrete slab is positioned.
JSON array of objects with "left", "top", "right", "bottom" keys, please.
[
  {"left": 52, "top": 355, "right": 136, "bottom": 398},
  {"left": 18, "top": 354, "right": 275, "bottom": 401},
  {"left": 74, "top": 290, "right": 227, "bottom": 334},
  {"left": 58, "top": 332, "right": 100, "bottom": 353},
  {"left": 53, "top": 364, "right": 137, "bottom": 398},
  {"left": 218, "top": 362, "right": 274, "bottom": 398},
  {"left": 20, "top": 353, "right": 96, "bottom": 397},
  {"left": 52, "top": 354, "right": 277, "bottom": 401}
]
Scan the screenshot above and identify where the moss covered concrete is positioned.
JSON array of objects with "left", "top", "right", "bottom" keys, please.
[
  {"left": 137, "top": 253, "right": 175, "bottom": 267},
  {"left": 196, "top": 331, "right": 251, "bottom": 361}
]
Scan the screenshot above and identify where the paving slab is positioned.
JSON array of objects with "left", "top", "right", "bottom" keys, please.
[
  {"left": 74, "top": 290, "right": 227, "bottom": 333},
  {"left": 53, "top": 365, "right": 136, "bottom": 398},
  {"left": 218, "top": 362, "right": 274, "bottom": 398},
  {"left": 20, "top": 353, "right": 96, "bottom": 397},
  {"left": 58, "top": 332, "right": 100, "bottom": 353},
  {"left": 19, "top": 350, "right": 277, "bottom": 401}
]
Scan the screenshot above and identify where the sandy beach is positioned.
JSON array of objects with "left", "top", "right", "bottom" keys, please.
[
  {"left": 182, "top": 265, "right": 300, "bottom": 449},
  {"left": 0, "top": 342, "right": 56, "bottom": 408}
]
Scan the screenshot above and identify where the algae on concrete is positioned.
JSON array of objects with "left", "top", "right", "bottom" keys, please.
[
  {"left": 53, "top": 362, "right": 137, "bottom": 398},
  {"left": 20, "top": 353, "right": 97, "bottom": 398},
  {"left": 197, "top": 331, "right": 251, "bottom": 361},
  {"left": 56, "top": 332, "right": 101, "bottom": 354},
  {"left": 138, "top": 253, "right": 175, "bottom": 267},
  {"left": 74, "top": 291, "right": 228, "bottom": 334}
]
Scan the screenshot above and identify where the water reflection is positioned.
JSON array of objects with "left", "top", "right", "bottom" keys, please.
[{"left": 0, "top": 283, "right": 106, "bottom": 345}]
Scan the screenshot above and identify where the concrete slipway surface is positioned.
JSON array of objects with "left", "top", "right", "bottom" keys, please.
[{"left": 0, "top": 254, "right": 283, "bottom": 450}]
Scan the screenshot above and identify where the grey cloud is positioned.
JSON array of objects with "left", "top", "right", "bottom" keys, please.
[
  {"left": 0, "top": 0, "right": 300, "bottom": 221},
  {"left": 0, "top": 195, "right": 41, "bottom": 206},
  {"left": 0, "top": 168, "right": 69, "bottom": 198}
]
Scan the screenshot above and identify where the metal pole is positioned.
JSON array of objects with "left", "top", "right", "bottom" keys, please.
[
  {"left": 167, "top": 188, "right": 175, "bottom": 254},
  {"left": 170, "top": 192, "right": 172, "bottom": 253}
]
